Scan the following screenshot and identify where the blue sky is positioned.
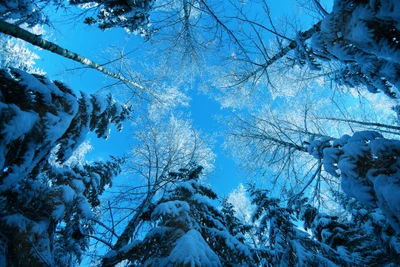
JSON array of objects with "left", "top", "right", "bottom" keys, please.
[{"left": 31, "top": 0, "right": 333, "bottom": 197}]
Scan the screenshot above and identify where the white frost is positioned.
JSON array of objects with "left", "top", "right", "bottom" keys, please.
[
  {"left": 166, "top": 230, "right": 221, "bottom": 267},
  {"left": 151, "top": 200, "right": 190, "bottom": 220}
]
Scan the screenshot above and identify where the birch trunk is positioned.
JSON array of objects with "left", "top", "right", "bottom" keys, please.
[{"left": 0, "top": 21, "right": 146, "bottom": 92}]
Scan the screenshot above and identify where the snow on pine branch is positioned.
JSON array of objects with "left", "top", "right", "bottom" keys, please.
[{"left": 309, "top": 130, "right": 400, "bottom": 233}]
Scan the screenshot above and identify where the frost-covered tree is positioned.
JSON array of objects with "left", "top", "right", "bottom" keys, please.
[
  {"left": 307, "top": 0, "right": 400, "bottom": 97},
  {"left": 104, "top": 166, "right": 254, "bottom": 267},
  {"left": 69, "top": 0, "right": 154, "bottom": 33},
  {"left": 227, "top": 114, "right": 400, "bottom": 235},
  {"left": 0, "top": 67, "right": 130, "bottom": 266},
  {"left": 227, "top": 183, "right": 253, "bottom": 224},
  {"left": 223, "top": 108, "right": 336, "bottom": 205},
  {"left": 0, "top": 0, "right": 49, "bottom": 26},
  {"left": 206, "top": 0, "right": 400, "bottom": 108},
  {"left": 98, "top": 115, "right": 215, "bottom": 265},
  {"left": 0, "top": 0, "right": 153, "bottom": 33},
  {"left": 249, "top": 185, "right": 353, "bottom": 266},
  {"left": 260, "top": 0, "right": 400, "bottom": 98},
  {"left": 224, "top": 93, "right": 400, "bottom": 216},
  {"left": 225, "top": 183, "right": 262, "bottom": 253},
  {"left": 0, "top": 33, "right": 43, "bottom": 73},
  {"left": 297, "top": 194, "right": 400, "bottom": 266},
  {"left": 321, "top": 130, "right": 400, "bottom": 233}
]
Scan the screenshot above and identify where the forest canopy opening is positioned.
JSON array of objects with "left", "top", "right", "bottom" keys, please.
[{"left": 0, "top": 0, "right": 400, "bottom": 266}]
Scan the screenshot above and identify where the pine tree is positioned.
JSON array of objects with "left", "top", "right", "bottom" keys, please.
[
  {"left": 249, "top": 185, "right": 352, "bottom": 266},
  {"left": 0, "top": 0, "right": 48, "bottom": 26},
  {"left": 72, "top": 0, "right": 154, "bottom": 33},
  {"left": 0, "top": 0, "right": 153, "bottom": 33},
  {"left": 0, "top": 67, "right": 130, "bottom": 266},
  {"left": 297, "top": 193, "right": 400, "bottom": 266},
  {"left": 113, "top": 165, "right": 255, "bottom": 267},
  {"left": 221, "top": 198, "right": 252, "bottom": 245},
  {"left": 297, "top": 0, "right": 400, "bottom": 97},
  {"left": 321, "top": 131, "right": 400, "bottom": 233}
]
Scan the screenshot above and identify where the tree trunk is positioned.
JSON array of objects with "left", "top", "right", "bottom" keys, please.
[
  {"left": 101, "top": 189, "right": 156, "bottom": 267},
  {"left": 261, "top": 21, "right": 321, "bottom": 69},
  {"left": 0, "top": 20, "right": 146, "bottom": 92},
  {"left": 318, "top": 117, "right": 400, "bottom": 135}
]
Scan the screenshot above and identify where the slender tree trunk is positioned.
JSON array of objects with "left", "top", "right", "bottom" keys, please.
[
  {"left": 100, "top": 189, "right": 155, "bottom": 266},
  {"left": 318, "top": 117, "right": 400, "bottom": 134},
  {"left": 0, "top": 20, "right": 147, "bottom": 92},
  {"left": 115, "top": 190, "right": 155, "bottom": 250},
  {"left": 232, "top": 132, "right": 308, "bottom": 153},
  {"left": 261, "top": 21, "right": 321, "bottom": 69}
]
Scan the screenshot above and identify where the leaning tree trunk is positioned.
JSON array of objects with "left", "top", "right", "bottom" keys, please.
[
  {"left": 261, "top": 21, "right": 321, "bottom": 69},
  {"left": 100, "top": 189, "right": 156, "bottom": 267},
  {"left": 318, "top": 117, "right": 400, "bottom": 136},
  {"left": 101, "top": 165, "right": 172, "bottom": 266},
  {"left": 0, "top": 20, "right": 147, "bottom": 93}
]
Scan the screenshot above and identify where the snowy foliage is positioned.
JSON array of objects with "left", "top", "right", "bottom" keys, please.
[
  {"left": 321, "top": 130, "right": 400, "bottom": 233},
  {"left": 50, "top": 140, "right": 93, "bottom": 168},
  {"left": 306, "top": 0, "right": 400, "bottom": 98},
  {"left": 227, "top": 183, "right": 253, "bottom": 223},
  {"left": 249, "top": 186, "right": 352, "bottom": 266},
  {"left": 71, "top": 0, "right": 154, "bottom": 34},
  {"left": 130, "top": 115, "right": 215, "bottom": 178},
  {"left": 0, "top": 0, "right": 48, "bottom": 26},
  {"left": 167, "top": 229, "right": 221, "bottom": 267},
  {"left": 0, "top": 68, "right": 129, "bottom": 266},
  {"left": 0, "top": 34, "right": 44, "bottom": 74},
  {"left": 296, "top": 193, "right": 400, "bottom": 266},
  {"left": 102, "top": 166, "right": 254, "bottom": 266},
  {"left": 145, "top": 166, "right": 253, "bottom": 266},
  {"left": 0, "top": 68, "right": 130, "bottom": 185}
]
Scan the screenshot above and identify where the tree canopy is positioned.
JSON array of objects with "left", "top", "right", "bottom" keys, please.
[{"left": 1, "top": 0, "right": 400, "bottom": 266}]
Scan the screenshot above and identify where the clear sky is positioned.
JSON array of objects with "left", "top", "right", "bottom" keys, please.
[{"left": 31, "top": 0, "right": 333, "bottom": 198}]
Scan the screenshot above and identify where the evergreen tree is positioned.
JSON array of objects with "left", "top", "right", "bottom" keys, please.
[
  {"left": 0, "top": 67, "right": 130, "bottom": 266},
  {"left": 111, "top": 165, "right": 255, "bottom": 267},
  {"left": 297, "top": 193, "right": 400, "bottom": 266},
  {"left": 71, "top": 0, "right": 154, "bottom": 33},
  {"left": 249, "top": 185, "right": 352, "bottom": 266},
  {"left": 321, "top": 131, "right": 400, "bottom": 233},
  {"left": 0, "top": 0, "right": 48, "bottom": 26},
  {"left": 221, "top": 198, "right": 252, "bottom": 245},
  {"left": 294, "top": 0, "right": 400, "bottom": 98},
  {"left": 0, "top": 0, "right": 153, "bottom": 33}
]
